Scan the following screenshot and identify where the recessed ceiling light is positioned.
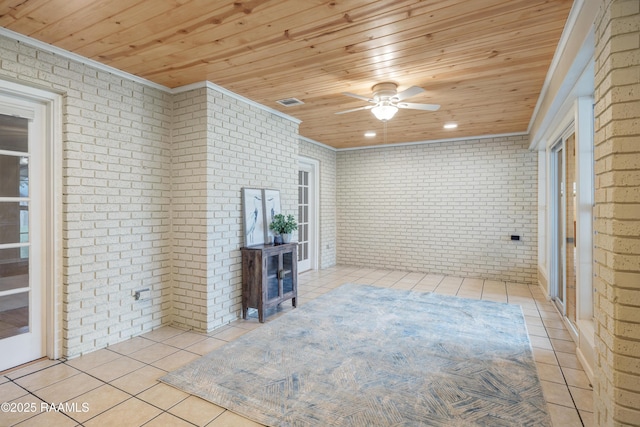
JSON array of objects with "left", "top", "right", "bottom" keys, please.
[
  {"left": 444, "top": 123, "right": 458, "bottom": 129},
  {"left": 364, "top": 131, "right": 377, "bottom": 137}
]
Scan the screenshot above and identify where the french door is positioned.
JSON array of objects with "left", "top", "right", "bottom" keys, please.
[
  {"left": 0, "top": 95, "right": 46, "bottom": 371},
  {"left": 298, "top": 158, "right": 318, "bottom": 272}
]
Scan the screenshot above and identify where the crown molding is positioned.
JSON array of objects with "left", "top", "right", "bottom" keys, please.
[
  {"left": 172, "top": 81, "right": 301, "bottom": 124},
  {"left": 299, "top": 136, "right": 337, "bottom": 151},
  {"left": 0, "top": 28, "right": 301, "bottom": 125},
  {"left": 335, "top": 132, "right": 528, "bottom": 151}
]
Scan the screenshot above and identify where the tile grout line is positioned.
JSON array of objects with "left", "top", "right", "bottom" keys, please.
[{"left": 538, "top": 314, "right": 588, "bottom": 427}]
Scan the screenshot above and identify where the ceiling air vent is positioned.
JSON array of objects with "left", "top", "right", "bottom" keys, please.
[{"left": 276, "top": 98, "right": 304, "bottom": 107}]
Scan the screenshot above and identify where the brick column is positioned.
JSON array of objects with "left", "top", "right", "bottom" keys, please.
[
  {"left": 592, "top": 0, "right": 640, "bottom": 424},
  {"left": 171, "top": 86, "right": 299, "bottom": 332},
  {"left": 171, "top": 88, "right": 211, "bottom": 331}
]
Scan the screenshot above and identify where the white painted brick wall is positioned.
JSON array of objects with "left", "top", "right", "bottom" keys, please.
[
  {"left": 299, "top": 140, "right": 337, "bottom": 269},
  {"left": 207, "top": 87, "right": 299, "bottom": 329},
  {"left": 337, "top": 135, "right": 538, "bottom": 284},
  {"left": 0, "top": 36, "right": 173, "bottom": 358},
  {"left": 171, "top": 86, "right": 299, "bottom": 332},
  {"left": 170, "top": 87, "right": 210, "bottom": 331}
]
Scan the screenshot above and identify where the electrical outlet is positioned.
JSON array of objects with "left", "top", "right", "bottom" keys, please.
[{"left": 134, "top": 288, "right": 150, "bottom": 301}]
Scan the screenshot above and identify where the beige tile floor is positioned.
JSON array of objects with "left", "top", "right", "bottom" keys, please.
[{"left": 0, "top": 265, "right": 593, "bottom": 426}]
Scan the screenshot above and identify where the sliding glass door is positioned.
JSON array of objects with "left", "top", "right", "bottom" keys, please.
[
  {"left": 551, "top": 132, "right": 577, "bottom": 326},
  {"left": 552, "top": 145, "right": 565, "bottom": 314}
]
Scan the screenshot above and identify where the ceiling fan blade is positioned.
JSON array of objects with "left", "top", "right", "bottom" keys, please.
[
  {"left": 397, "top": 102, "right": 440, "bottom": 111},
  {"left": 341, "top": 92, "right": 374, "bottom": 102},
  {"left": 395, "top": 86, "right": 425, "bottom": 101},
  {"left": 335, "top": 105, "right": 374, "bottom": 115}
]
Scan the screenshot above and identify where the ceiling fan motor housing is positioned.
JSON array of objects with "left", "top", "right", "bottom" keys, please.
[{"left": 372, "top": 82, "right": 398, "bottom": 101}]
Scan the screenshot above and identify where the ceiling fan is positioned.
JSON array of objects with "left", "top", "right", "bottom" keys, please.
[{"left": 336, "top": 82, "right": 440, "bottom": 121}]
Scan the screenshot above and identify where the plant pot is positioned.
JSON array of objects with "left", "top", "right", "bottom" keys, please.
[{"left": 282, "top": 233, "right": 291, "bottom": 244}]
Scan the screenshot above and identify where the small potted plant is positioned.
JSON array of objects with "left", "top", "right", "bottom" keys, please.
[{"left": 269, "top": 213, "right": 298, "bottom": 244}]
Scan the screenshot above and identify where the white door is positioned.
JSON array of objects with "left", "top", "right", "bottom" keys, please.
[
  {"left": 0, "top": 95, "right": 46, "bottom": 371},
  {"left": 298, "top": 158, "right": 318, "bottom": 272},
  {"left": 551, "top": 143, "right": 566, "bottom": 315}
]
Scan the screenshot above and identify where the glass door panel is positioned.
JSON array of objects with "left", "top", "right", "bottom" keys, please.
[
  {"left": 552, "top": 132, "right": 578, "bottom": 321},
  {"left": 0, "top": 114, "right": 30, "bottom": 342},
  {"left": 282, "top": 251, "right": 293, "bottom": 294},
  {"left": 554, "top": 145, "right": 565, "bottom": 312},
  {"left": 0, "top": 248, "right": 29, "bottom": 292},
  {"left": 0, "top": 203, "right": 26, "bottom": 243},
  {"left": 0, "top": 292, "right": 29, "bottom": 339},
  {"left": 0, "top": 155, "right": 29, "bottom": 197},
  {"left": 266, "top": 254, "right": 279, "bottom": 300},
  {"left": 0, "top": 115, "right": 29, "bottom": 152},
  {"left": 298, "top": 170, "right": 309, "bottom": 267},
  {"left": 565, "top": 134, "right": 577, "bottom": 325}
]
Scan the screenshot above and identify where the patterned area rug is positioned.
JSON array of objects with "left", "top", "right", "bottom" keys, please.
[{"left": 161, "top": 284, "right": 551, "bottom": 426}]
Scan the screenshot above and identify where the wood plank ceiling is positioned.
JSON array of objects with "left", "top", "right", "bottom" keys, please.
[{"left": 0, "top": 0, "right": 574, "bottom": 149}]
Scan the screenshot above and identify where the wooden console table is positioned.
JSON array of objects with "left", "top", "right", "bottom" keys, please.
[{"left": 241, "top": 243, "right": 298, "bottom": 322}]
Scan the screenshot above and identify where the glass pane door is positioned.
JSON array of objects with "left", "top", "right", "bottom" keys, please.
[
  {"left": 298, "top": 170, "right": 309, "bottom": 268},
  {"left": 0, "top": 115, "right": 30, "bottom": 340},
  {"left": 553, "top": 145, "right": 565, "bottom": 313},
  {"left": 551, "top": 131, "right": 578, "bottom": 322},
  {"left": 565, "top": 134, "right": 577, "bottom": 325},
  {"left": 0, "top": 95, "right": 45, "bottom": 371},
  {"left": 297, "top": 159, "right": 316, "bottom": 272}
]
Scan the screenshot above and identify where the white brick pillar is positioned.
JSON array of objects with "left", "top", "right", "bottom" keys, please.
[
  {"left": 171, "top": 88, "right": 211, "bottom": 331},
  {"left": 592, "top": 0, "right": 640, "bottom": 424}
]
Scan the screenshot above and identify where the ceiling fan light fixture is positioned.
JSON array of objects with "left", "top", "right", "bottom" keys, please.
[{"left": 371, "top": 103, "right": 398, "bottom": 121}]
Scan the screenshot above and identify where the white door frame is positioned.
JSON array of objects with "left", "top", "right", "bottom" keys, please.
[
  {"left": 573, "top": 96, "right": 594, "bottom": 322},
  {"left": 550, "top": 138, "right": 567, "bottom": 316},
  {"left": 0, "top": 79, "right": 62, "bottom": 365},
  {"left": 298, "top": 157, "right": 319, "bottom": 271}
]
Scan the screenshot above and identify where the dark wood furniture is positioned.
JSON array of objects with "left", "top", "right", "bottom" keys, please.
[{"left": 241, "top": 243, "right": 298, "bottom": 323}]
